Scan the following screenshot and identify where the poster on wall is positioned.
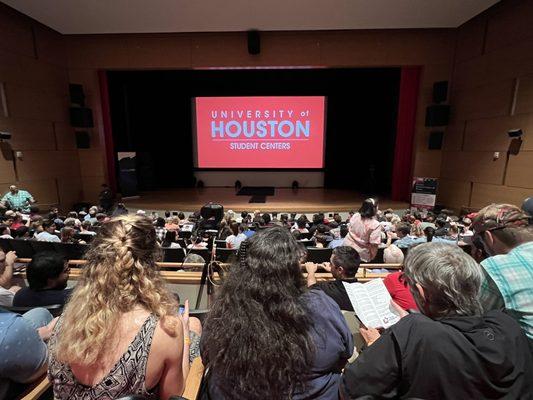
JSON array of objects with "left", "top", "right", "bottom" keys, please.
[
  {"left": 411, "top": 177, "right": 438, "bottom": 210},
  {"left": 117, "top": 152, "right": 138, "bottom": 198}
]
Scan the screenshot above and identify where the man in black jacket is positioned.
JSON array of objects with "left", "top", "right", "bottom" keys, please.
[{"left": 341, "top": 243, "right": 533, "bottom": 400}]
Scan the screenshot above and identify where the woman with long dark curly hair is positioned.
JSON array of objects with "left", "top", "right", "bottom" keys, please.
[{"left": 201, "top": 226, "right": 353, "bottom": 400}]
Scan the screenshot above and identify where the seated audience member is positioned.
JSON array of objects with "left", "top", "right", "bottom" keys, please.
[
  {"left": 314, "top": 224, "right": 333, "bottom": 248},
  {"left": 9, "top": 213, "right": 25, "bottom": 230},
  {"left": 14, "top": 226, "right": 31, "bottom": 240},
  {"left": 162, "top": 230, "right": 181, "bottom": 248},
  {"left": 305, "top": 245, "right": 360, "bottom": 312},
  {"left": 383, "top": 244, "right": 404, "bottom": 264},
  {"left": 393, "top": 223, "right": 419, "bottom": 248},
  {"left": 279, "top": 213, "right": 289, "bottom": 226},
  {"left": 48, "top": 215, "right": 197, "bottom": 399},
  {"left": 13, "top": 252, "right": 72, "bottom": 308},
  {"left": 217, "top": 220, "right": 232, "bottom": 240},
  {"left": 383, "top": 268, "right": 418, "bottom": 312},
  {"left": 423, "top": 226, "right": 435, "bottom": 242},
  {"left": 328, "top": 224, "right": 349, "bottom": 249},
  {"left": 84, "top": 206, "right": 97, "bottom": 222},
  {"left": 343, "top": 198, "right": 382, "bottom": 262},
  {"left": 292, "top": 216, "right": 309, "bottom": 233},
  {"left": 434, "top": 217, "right": 448, "bottom": 236},
  {"left": 0, "top": 251, "right": 20, "bottom": 307},
  {"left": 473, "top": 204, "right": 533, "bottom": 346},
  {"left": 35, "top": 220, "right": 60, "bottom": 242},
  {"left": 443, "top": 223, "right": 459, "bottom": 241},
  {"left": 0, "top": 308, "right": 58, "bottom": 397},
  {"left": 341, "top": 243, "right": 533, "bottom": 399},
  {"left": 111, "top": 202, "right": 129, "bottom": 217},
  {"left": 165, "top": 216, "right": 180, "bottom": 232},
  {"left": 202, "top": 227, "right": 353, "bottom": 399},
  {"left": 225, "top": 222, "right": 246, "bottom": 249},
  {"left": 177, "top": 212, "right": 187, "bottom": 226},
  {"left": 154, "top": 217, "right": 167, "bottom": 243},
  {"left": 78, "top": 220, "right": 96, "bottom": 236},
  {"left": 0, "top": 224, "right": 13, "bottom": 239},
  {"left": 92, "top": 212, "right": 107, "bottom": 227},
  {"left": 60, "top": 227, "right": 85, "bottom": 244},
  {"left": 242, "top": 223, "right": 255, "bottom": 238}
]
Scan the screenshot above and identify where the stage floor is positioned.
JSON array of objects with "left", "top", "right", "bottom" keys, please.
[{"left": 122, "top": 188, "right": 409, "bottom": 213}]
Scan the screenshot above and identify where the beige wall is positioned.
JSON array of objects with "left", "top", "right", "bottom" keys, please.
[
  {"left": 439, "top": 0, "right": 533, "bottom": 210},
  {"left": 65, "top": 30, "right": 455, "bottom": 198},
  {"left": 0, "top": 4, "right": 82, "bottom": 211}
]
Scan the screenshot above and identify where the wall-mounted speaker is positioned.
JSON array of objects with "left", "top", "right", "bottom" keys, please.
[
  {"left": 247, "top": 30, "right": 260, "bottom": 55},
  {"left": 432, "top": 81, "right": 448, "bottom": 104},
  {"left": 75, "top": 131, "right": 91, "bottom": 149},
  {"left": 425, "top": 105, "right": 450, "bottom": 127},
  {"left": 70, "top": 107, "right": 94, "bottom": 128},
  {"left": 69, "top": 84, "right": 85, "bottom": 106},
  {"left": 428, "top": 131, "right": 444, "bottom": 150}
]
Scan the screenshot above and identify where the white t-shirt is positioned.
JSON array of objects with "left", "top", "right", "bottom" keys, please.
[
  {"left": 0, "top": 286, "right": 14, "bottom": 307},
  {"left": 225, "top": 233, "right": 247, "bottom": 249},
  {"left": 36, "top": 231, "right": 61, "bottom": 242}
]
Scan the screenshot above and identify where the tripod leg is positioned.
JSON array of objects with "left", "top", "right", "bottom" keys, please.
[{"left": 195, "top": 261, "right": 209, "bottom": 309}]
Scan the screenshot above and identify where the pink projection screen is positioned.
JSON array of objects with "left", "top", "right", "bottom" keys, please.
[{"left": 193, "top": 96, "right": 326, "bottom": 169}]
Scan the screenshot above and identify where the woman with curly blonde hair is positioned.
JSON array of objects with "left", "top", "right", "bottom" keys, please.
[{"left": 48, "top": 215, "right": 189, "bottom": 399}]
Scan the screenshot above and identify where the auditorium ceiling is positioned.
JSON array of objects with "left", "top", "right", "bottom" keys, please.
[{"left": 2, "top": 0, "right": 499, "bottom": 34}]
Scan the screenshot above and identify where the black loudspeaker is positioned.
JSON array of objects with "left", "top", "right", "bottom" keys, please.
[
  {"left": 247, "top": 30, "right": 260, "bottom": 55},
  {"left": 69, "top": 84, "right": 85, "bottom": 106},
  {"left": 292, "top": 180, "right": 299, "bottom": 190},
  {"left": 70, "top": 107, "right": 94, "bottom": 128},
  {"left": 428, "top": 131, "right": 444, "bottom": 150},
  {"left": 433, "top": 81, "right": 448, "bottom": 104},
  {"left": 200, "top": 202, "right": 224, "bottom": 223},
  {"left": 75, "top": 131, "right": 90, "bottom": 149},
  {"left": 425, "top": 105, "right": 450, "bottom": 127}
]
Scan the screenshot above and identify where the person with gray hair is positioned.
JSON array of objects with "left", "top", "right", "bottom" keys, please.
[{"left": 341, "top": 242, "right": 533, "bottom": 399}]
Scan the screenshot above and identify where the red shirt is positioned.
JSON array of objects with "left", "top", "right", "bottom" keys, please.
[{"left": 383, "top": 271, "right": 419, "bottom": 311}]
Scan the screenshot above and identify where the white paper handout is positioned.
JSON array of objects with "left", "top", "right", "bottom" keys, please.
[{"left": 343, "top": 279, "right": 401, "bottom": 329}]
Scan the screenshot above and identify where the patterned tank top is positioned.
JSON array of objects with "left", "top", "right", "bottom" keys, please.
[{"left": 47, "top": 314, "right": 159, "bottom": 400}]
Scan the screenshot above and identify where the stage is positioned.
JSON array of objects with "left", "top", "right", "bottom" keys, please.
[{"left": 121, "top": 188, "right": 409, "bottom": 214}]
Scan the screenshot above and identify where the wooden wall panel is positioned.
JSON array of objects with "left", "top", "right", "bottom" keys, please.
[
  {"left": 451, "top": 79, "right": 515, "bottom": 121},
  {"left": 436, "top": 178, "right": 472, "bottom": 210},
  {"left": 57, "top": 177, "right": 83, "bottom": 211},
  {"left": 455, "top": 15, "right": 486, "bottom": 63},
  {"left": 0, "top": 154, "right": 16, "bottom": 183},
  {"left": 505, "top": 151, "right": 533, "bottom": 188},
  {"left": 16, "top": 151, "right": 81, "bottom": 181},
  {"left": 33, "top": 25, "right": 67, "bottom": 67},
  {"left": 463, "top": 114, "right": 533, "bottom": 152},
  {"left": 515, "top": 74, "right": 533, "bottom": 116},
  {"left": 440, "top": 151, "right": 505, "bottom": 185},
  {"left": 412, "top": 150, "right": 442, "bottom": 178},
  {"left": 66, "top": 35, "right": 144, "bottom": 69},
  {"left": 485, "top": 0, "right": 533, "bottom": 53},
  {"left": 5, "top": 84, "right": 68, "bottom": 121},
  {"left": 0, "top": 118, "right": 55, "bottom": 151},
  {"left": 81, "top": 176, "right": 105, "bottom": 203},
  {"left": 54, "top": 122, "right": 76, "bottom": 151},
  {"left": 0, "top": 4, "right": 34, "bottom": 57},
  {"left": 442, "top": 122, "right": 465, "bottom": 152},
  {"left": 470, "top": 182, "right": 531, "bottom": 209},
  {"left": 78, "top": 149, "right": 105, "bottom": 177}
]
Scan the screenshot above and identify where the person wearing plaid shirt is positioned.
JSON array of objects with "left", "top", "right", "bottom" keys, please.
[
  {"left": 473, "top": 204, "right": 533, "bottom": 346},
  {"left": 0, "top": 185, "right": 35, "bottom": 213}
]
